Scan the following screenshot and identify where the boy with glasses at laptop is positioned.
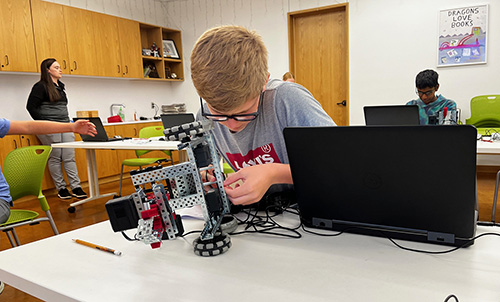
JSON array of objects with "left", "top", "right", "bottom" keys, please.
[
  {"left": 191, "top": 25, "right": 335, "bottom": 207},
  {"left": 406, "top": 69, "right": 457, "bottom": 125}
]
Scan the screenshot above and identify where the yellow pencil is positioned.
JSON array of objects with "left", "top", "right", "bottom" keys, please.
[{"left": 73, "top": 239, "right": 122, "bottom": 256}]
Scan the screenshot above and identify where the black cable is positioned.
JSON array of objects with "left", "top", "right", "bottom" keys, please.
[
  {"left": 444, "top": 294, "right": 459, "bottom": 302},
  {"left": 121, "top": 231, "right": 138, "bottom": 241},
  {"left": 384, "top": 232, "right": 500, "bottom": 254},
  {"left": 230, "top": 205, "right": 302, "bottom": 239},
  {"left": 301, "top": 224, "right": 346, "bottom": 237},
  {"left": 180, "top": 229, "right": 202, "bottom": 237}
]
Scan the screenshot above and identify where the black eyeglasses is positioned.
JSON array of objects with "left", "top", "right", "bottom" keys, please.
[
  {"left": 416, "top": 88, "right": 436, "bottom": 97},
  {"left": 200, "top": 93, "right": 262, "bottom": 122}
]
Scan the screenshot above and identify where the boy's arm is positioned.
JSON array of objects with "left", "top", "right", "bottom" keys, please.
[
  {"left": 222, "top": 163, "right": 292, "bottom": 205},
  {"left": 8, "top": 120, "right": 97, "bottom": 136}
]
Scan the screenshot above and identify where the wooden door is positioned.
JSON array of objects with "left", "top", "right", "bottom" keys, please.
[
  {"left": 63, "top": 6, "right": 97, "bottom": 75},
  {"left": 31, "top": 0, "right": 70, "bottom": 73},
  {"left": 0, "top": 0, "right": 37, "bottom": 72},
  {"left": 93, "top": 13, "right": 122, "bottom": 77},
  {"left": 118, "top": 18, "right": 143, "bottom": 78},
  {"left": 288, "top": 4, "right": 349, "bottom": 125}
]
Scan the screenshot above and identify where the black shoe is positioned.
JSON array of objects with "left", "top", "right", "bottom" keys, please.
[
  {"left": 58, "top": 188, "right": 72, "bottom": 200},
  {"left": 71, "top": 187, "right": 88, "bottom": 199}
]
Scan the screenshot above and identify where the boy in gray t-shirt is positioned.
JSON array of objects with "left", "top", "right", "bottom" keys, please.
[{"left": 191, "top": 25, "right": 335, "bottom": 206}]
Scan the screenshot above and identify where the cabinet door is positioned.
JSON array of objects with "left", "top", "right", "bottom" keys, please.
[
  {"left": 118, "top": 18, "right": 143, "bottom": 78},
  {"left": 31, "top": 0, "right": 70, "bottom": 73},
  {"left": 93, "top": 13, "right": 122, "bottom": 77},
  {"left": 63, "top": 6, "right": 97, "bottom": 75},
  {"left": 0, "top": 0, "right": 37, "bottom": 72}
]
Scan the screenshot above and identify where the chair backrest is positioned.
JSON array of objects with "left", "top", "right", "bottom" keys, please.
[
  {"left": 3, "top": 146, "right": 51, "bottom": 211},
  {"left": 136, "top": 126, "right": 170, "bottom": 157},
  {"left": 465, "top": 95, "right": 500, "bottom": 127}
]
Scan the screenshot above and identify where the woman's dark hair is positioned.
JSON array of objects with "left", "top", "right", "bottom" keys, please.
[
  {"left": 415, "top": 69, "right": 439, "bottom": 90},
  {"left": 40, "top": 58, "right": 61, "bottom": 102}
]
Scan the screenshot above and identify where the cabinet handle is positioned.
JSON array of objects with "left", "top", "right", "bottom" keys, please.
[
  {"left": 63, "top": 60, "right": 67, "bottom": 69},
  {"left": 134, "top": 128, "right": 137, "bottom": 136},
  {"left": 14, "top": 140, "right": 18, "bottom": 149},
  {"left": 73, "top": 61, "right": 77, "bottom": 70},
  {"left": 125, "top": 65, "right": 129, "bottom": 74},
  {"left": 117, "top": 65, "right": 121, "bottom": 73},
  {"left": 26, "top": 138, "right": 31, "bottom": 146},
  {"left": 5, "top": 55, "right": 9, "bottom": 66}
]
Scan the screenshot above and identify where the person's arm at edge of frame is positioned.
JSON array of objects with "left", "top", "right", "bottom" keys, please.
[
  {"left": 8, "top": 120, "right": 97, "bottom": 136},
  {"left": 222, "top": 163, "right": 292, "bottom": 206}
]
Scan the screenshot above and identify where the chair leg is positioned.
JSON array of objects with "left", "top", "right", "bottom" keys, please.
[
  {"left": 45, "top": 210, "right": 60, "bottom": 235},
  {"left": 5, "top": 231, "right": 17, "bottom": 247},
  {"left": 11, "top": 229, "right": 21, "bottom": 246},
  {"left": 492, "top": 170, "right": 500, "bottom": 223},
  {"left": 119, "top": 164, "right": 125, "bottom": 197}
]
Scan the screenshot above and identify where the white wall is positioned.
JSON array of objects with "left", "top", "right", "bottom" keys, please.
[
  {"left": 349, "top": 0, "right": 499, "bottom": 125},
  {"left": 0, "top": 0, "right": 498, "bottom": 125}
]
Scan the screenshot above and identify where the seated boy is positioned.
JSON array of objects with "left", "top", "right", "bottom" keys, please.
[
  {"left": 191, "top": 25, "right": 335, "bottom": 206},
  {"left": 406, "top": 69, "right": 457, "bottom": 125}
]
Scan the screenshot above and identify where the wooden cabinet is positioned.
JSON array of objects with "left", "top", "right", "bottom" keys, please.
[
  {"left": 1, "top": 1, "right": 183, "bottom": 80},
  {"left": 93, "top": 13, "right": 122, "bottom": 77},
  {"left": 162, "top": 28, "right": 184, "bottom": 81},
  {"left": 117, "top": 18, "right": 143, "bottom": 78},
  {"left": 0, "top": 0, "right": 37, "bottom": 72},
  {"left": 30, "top": 0, "right": 70, "bottom": 73},
  {"left": 63, "top": 6, "right": 98, "bottom": 75},
  {"left": 140, "top": 23, "right": 184, "bottom": 81}
]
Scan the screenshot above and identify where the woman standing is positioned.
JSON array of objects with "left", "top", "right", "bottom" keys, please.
[{"left": 26, "top": 58, "right": 87, "bottom": 200}]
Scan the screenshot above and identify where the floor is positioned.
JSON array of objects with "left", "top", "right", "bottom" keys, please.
[{"left": 1, "top": 172, "right": 500, "bottom": 301}]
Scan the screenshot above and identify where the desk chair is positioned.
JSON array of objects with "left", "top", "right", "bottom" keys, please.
[
  {"left": 466, "top": 95, "right": 500, "bottom": 127},
  {"left": 0, "top": 146, "right": 59, "bottom": 247},
  {"left": 467, "top": 95, "right": 500, "bottom": 222},
  {"left": 118, "top": 126, "right": 173, "bottom": 196}
]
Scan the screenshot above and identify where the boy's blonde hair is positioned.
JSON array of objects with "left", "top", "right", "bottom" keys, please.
[{"left": 191, "top": 25, "right": 268, "bottom": 112}]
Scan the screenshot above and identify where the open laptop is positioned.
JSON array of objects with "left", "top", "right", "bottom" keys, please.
[
  {"left": 160, "top": 113, "right": 195, "bottom": 129},
  {"left": 284, "top": 125, "right": 477, "bottom": 247},
  {"left": 364, "top": 105, "right": 420, "bottom": 125},
  {"left": 73, "top": 117, "right": 123, "bottom": 142}
]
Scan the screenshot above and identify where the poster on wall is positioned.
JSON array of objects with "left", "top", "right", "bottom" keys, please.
[{"left": 438, "top": 4, "right": 488, "bottom": 67}]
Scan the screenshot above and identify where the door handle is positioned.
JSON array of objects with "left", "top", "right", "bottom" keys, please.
[{"left": 337, "top": 100, "right": 347, "bottom": 106}]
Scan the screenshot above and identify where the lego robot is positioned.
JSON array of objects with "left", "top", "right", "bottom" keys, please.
[{"left": 106, "top": 120, "right": 233, "bottom": 256}]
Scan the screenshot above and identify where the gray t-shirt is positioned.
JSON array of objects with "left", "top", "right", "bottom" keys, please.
[{"left": 197, "top": 79, "right": 336, "bottom": 170}]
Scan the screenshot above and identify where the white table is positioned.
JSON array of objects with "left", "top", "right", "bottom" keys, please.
[
  {"left": 52, "top": 140, "right": 181, "bottom": 209},
  {"left": 0, "top": 213, "right": 499, "bottom": 302},
  {"left": 477, "top": 140, "right": 500, "bottom": 155}
]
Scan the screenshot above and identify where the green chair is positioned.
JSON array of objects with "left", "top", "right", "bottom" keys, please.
[
  {"left": 465, "top": 95, "right": 500, "bottom": 127},
  {"left": 466, "top": 95, "right": 500, "bottom": 222},
  {"left": 118, "top": 126, "right": 173, "bottom": 196},
  {"left": 223, "top": 162, "right": 235, "bottom": 175},
  {"left": 0, "top": 146, "right": 59, "bottom": 247}
]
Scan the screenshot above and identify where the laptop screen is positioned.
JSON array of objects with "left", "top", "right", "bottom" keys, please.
[
  {"left": 364, "top": 105, "right": 420, "bottom": 126},
  {"left": 160, "top": 113, "right": 195, "bottom": 129},
  {"left": 73, "top": 117, "right": 111, "bottom": 142},
  {"left": 284, "top": 125, "right": 477, "bottom": 246}
]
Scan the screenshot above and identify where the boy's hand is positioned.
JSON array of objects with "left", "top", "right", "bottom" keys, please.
[
  {"left": 72, "top": 120, "right": 97, "bottom": 136},
  {"left": 223, "top": 164, "right": 291, "bottom": 205}
]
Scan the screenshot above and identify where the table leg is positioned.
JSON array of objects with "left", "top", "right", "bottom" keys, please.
[{"left": 69, "top": 149, "right": 116, "bottom": 208}]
